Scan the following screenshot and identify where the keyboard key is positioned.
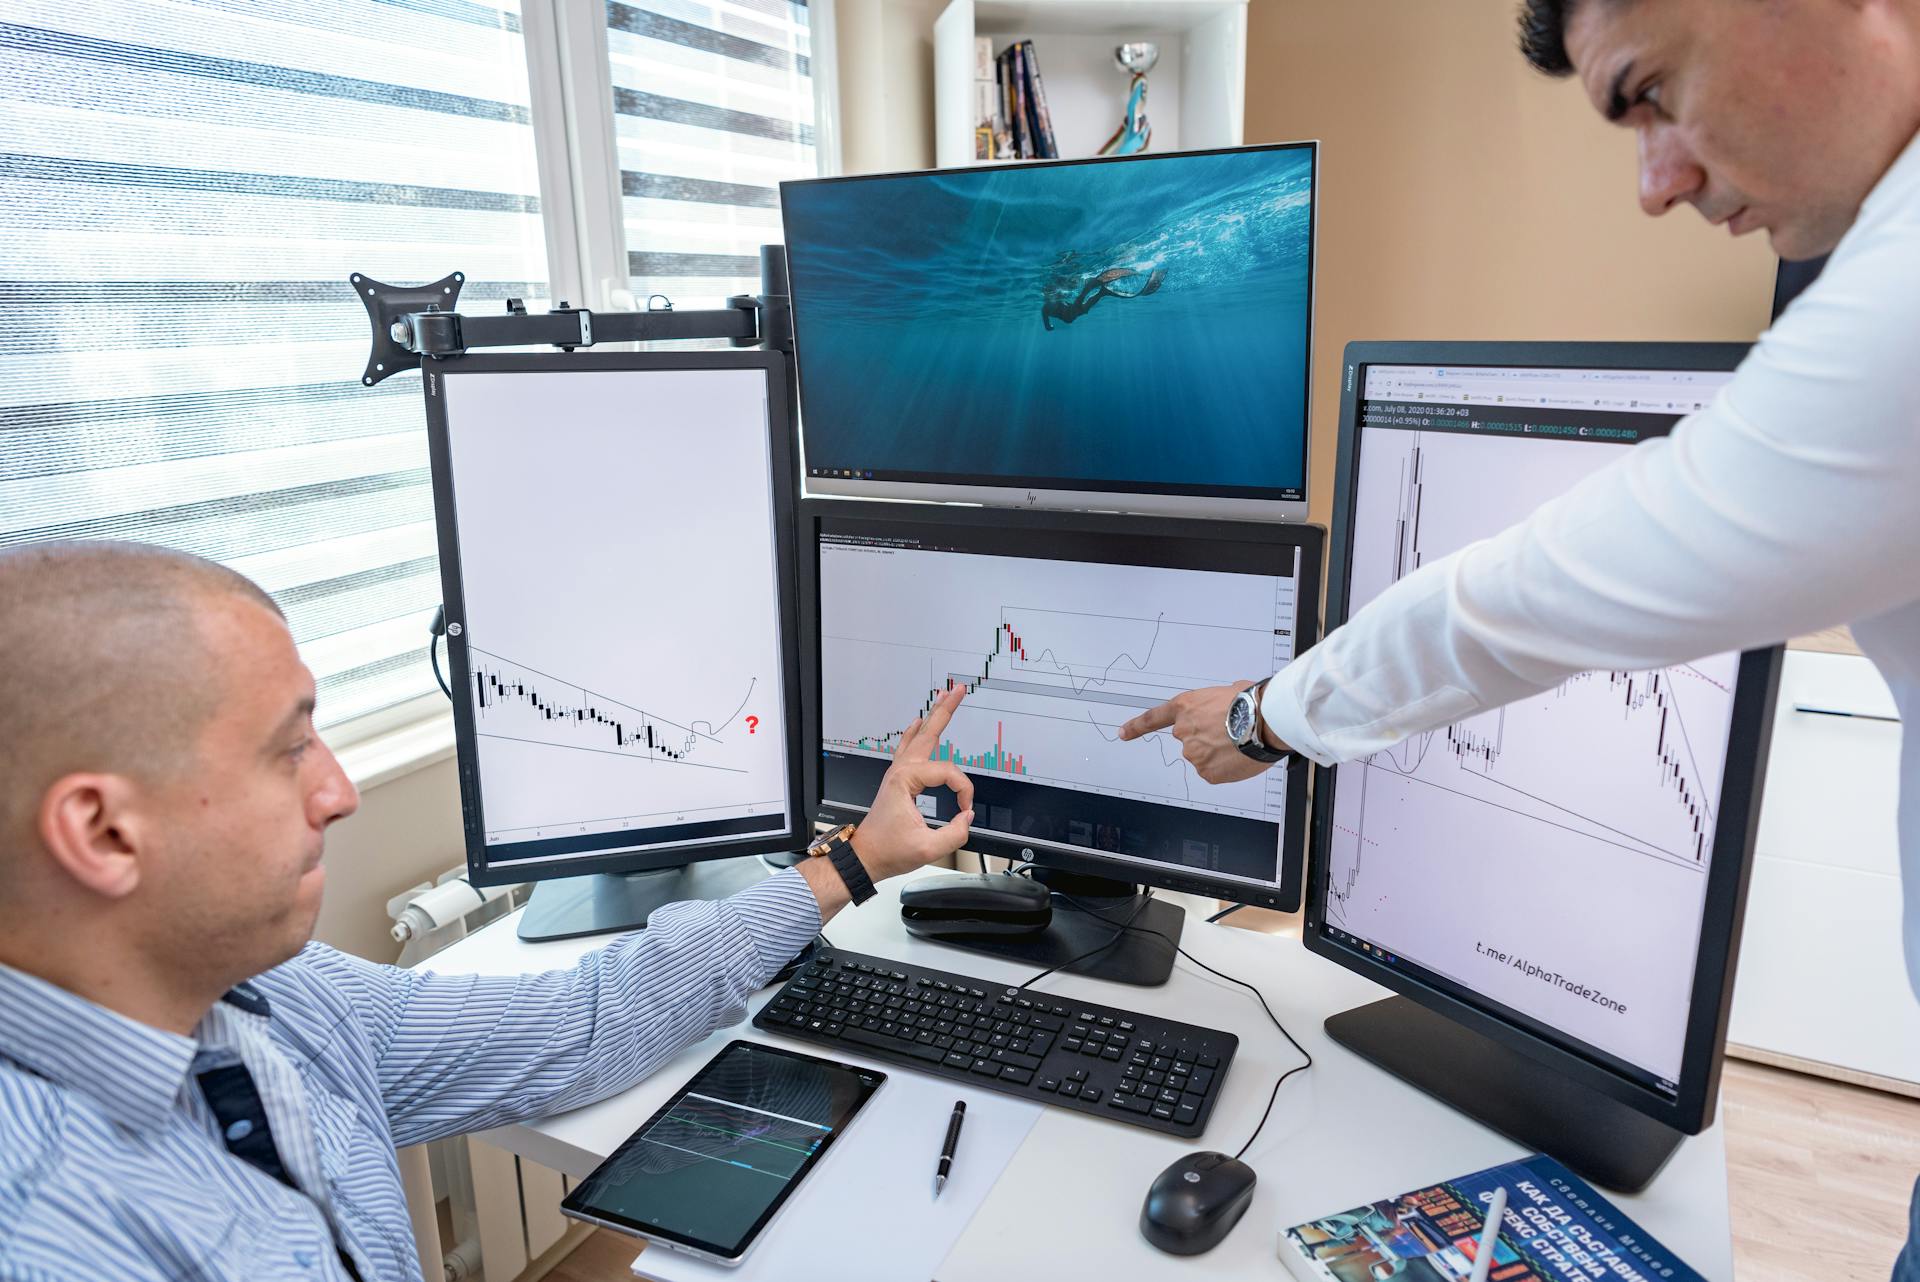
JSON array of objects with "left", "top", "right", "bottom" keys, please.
[
  {"left": 1062, "top": 1039, "right": 1083, "bottom": 1054},
  {"left": 1081, "top": 1087, "right": 1101, "bottom": 1103},
  {"left": 1198, "top": 1054, "right": 1220, "bottom": 1069},
  {"left": 1118, "top": 1021, "right": 1135, "bottom": 1032},
  {"left": 1144, "top": 1070, "right": 1165, "bottom": 1087},
  {"left": 1151, "top": 1056, "right": 1171, "bottom": 1072},
  {"left": 1181, "top": 1091, "right": 1205, "bottom": 1111},
  {"left": 1116, "top": 1079, "right": 1135, "bottom": 1095},
  {"left": 1166, "top": 1074, "right": 1187, "bottom": 1093},
  {"left": 1123, "top": 1095, "right": 1154, "bottom": 1115},
  {"left": 1039, "top": 1077, "right": 1060, "bottom": 1092},
  {"left": 1069, "top": 1067, "right": 1088, "bottom": 1081},
  {"left": 1151, "top": 1104, "right": 1175, "bottom": 1121},
  {"left": 999, "top": 1065, "right": 1034, "bottom": 1085},
  {"left": 1101, "top": 1046, "right": 1123, "bottom": 1061},
  {"left": 1059, "top": 1081, "right": 1080, "bottom": 1098},
  {"left": 1157, "top": 1088, "right": 1181, "bottom": 1105},
  {"left": 991, "top": 1049, "right": 1042, "bottom": 1071},
  {"left": 971, "top": 1058, "right": 997, "bottom": 1075},
  {"left": 1187, "top": 1067, "right": 1215, "bottom": 1094},
  {"left": 1175, "top": 1104, "right": 1198, "bottom": 1126},
  {"left": 943, "top": 1052, "right": 970, "bottom": 1069},
  {"left": 1124, "top": 1065, "right": 1144, "bottom": 1080}
]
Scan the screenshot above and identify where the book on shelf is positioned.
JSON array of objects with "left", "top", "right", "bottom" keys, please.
[
  {"left": 1020, "top": 40, "right": 1058, "bottom": 159},
  {"left": 999, "top": 44, "right": 1030, "bottom": 158},
  {"left": 1278, "top": 1154, "right": 1707, "bottom": 1282},
  {"left": 973, "top": 36, "right": 999, "bottom": 159}
]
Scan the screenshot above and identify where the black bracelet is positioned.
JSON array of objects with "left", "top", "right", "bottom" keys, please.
[{"left": 824, "top": 835, "right": 876, "bottom": 905}]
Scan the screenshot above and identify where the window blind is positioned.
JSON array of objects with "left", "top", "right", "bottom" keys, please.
[
  {"left": 606, "top": 0, "right": 816, "bottom": 310},
  {"left": 0, "top": 0, "right": 550, "bottom": 732}
]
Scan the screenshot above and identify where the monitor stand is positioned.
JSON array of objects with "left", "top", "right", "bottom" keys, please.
[
  {"left": 1325, "top": 995, "right": 1687, "bottom": 1193},
  {"left": 920, "top": 869, "right": 1185, "bottom": 987},
  {"left": 517, "top": 854, "right": 777, "bottom": 942}
]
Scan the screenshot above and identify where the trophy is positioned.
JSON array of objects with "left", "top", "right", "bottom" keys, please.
[{"left": 1099, "top": 41, "right": 1158, "bottom": 156}]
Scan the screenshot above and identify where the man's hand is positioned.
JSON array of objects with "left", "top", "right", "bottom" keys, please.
[
  {"left": 849, "top": 685, "right": 976, "bottom": 881},
  {"left": 1117, "top": 680, "right": 1286, "bottom": 784}
]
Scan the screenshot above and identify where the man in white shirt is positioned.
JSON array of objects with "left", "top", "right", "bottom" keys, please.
[{"left": 1121, "top": 0, "right": 1920, "bottom": 1274}]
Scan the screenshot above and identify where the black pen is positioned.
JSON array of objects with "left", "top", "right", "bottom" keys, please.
[{"left": 933, "top": 1099, "right": 966, "bottom": 1198}]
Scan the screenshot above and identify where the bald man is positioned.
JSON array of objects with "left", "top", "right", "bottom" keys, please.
[{"left": 0, "top": 540, "right": 976, "bottom": 1281}]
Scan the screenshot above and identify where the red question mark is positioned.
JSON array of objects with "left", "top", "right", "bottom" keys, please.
[{"left": 745, "top": 715, "right": 759, "bottom": 734}]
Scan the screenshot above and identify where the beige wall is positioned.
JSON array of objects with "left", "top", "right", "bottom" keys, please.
[
  {"left": 312, "top": 756, "right": 465, "bottom": 963},
  {"left": 836, "top": 0, "right": 945, "bottom": 173},
  {"left": 1245, "top": 0, "right": 1778, "bottom": 526}
]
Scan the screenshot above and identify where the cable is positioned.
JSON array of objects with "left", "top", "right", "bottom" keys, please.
[
  {"left": 1013, "top": 890, "right": 1156, "bottom": 991},
  {"left": 1048, "top": 889, "right": 1312, "bottom": 1161},
  {"left": 1207, "top": 903, "right": 1245, "bottom": 923},
  {"left": 428, "top": 604, "right": 453, "bottom": 700}
]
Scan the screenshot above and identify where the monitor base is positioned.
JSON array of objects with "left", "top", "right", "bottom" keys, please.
[
  {"left": 1325, "top": 995, "right": 1686, "bottom": 1192},
  {"left": 915, "top": 889, "right": 1184, "bottom": 987},
  {"left": 516, "top": 856, "right": 773, "bottom": 942}
]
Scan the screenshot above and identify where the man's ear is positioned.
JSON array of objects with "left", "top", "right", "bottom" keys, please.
[{"left": 37, "top": 773, "right": 150, "bottom": 900}]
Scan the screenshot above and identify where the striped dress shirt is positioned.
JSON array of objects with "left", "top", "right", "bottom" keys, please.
[{"left": 0, "top": 869, "right": 823, "bottom": 1281}]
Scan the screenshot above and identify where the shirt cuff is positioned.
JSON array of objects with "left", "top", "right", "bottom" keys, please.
[
  {"left": 1260, "top": 663, "right": 1338, "bottom": 767},
  {"left": 722, "top": 867, "right": 826, "bottom": 982}
]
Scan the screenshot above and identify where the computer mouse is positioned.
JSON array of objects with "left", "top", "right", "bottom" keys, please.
[{"left": 1139, "top": 1150, "right": 1258, "bottom": 1256}]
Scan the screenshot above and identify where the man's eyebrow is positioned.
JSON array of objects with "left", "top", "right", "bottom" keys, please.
[
  {"left": 267, "top": 696, "right": 317, "bottom": 746},
  {"left": 1605, "top": 59, "right": 1636, "bottom": 122}
]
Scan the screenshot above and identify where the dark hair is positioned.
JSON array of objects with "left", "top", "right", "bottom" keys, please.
[{"left": 1518, "top": 0, "right": 1580, "bottom": 76}]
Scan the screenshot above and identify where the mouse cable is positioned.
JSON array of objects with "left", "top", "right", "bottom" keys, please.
[
  {"left": 1049, "top": 889, "right": 1312, "bottom": 1161},
  {"left": 1206, "top": 903, "right": 1245, "bottom": 923},
  {"left": 1012, "top": 889, "right": 1156, "bottom": 991}
]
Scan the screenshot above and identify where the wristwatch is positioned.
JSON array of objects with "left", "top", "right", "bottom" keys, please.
[
  {"left": 807, "top": 823, "right": 877, "bottom": 905},
  {"left": 1226, "top": 679, "right": 1287, "bottom": 764}
]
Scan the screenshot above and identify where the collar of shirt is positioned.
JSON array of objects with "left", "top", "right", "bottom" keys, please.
[{"left": 0, "top": 960, "right": 271, "bottom": 1134}]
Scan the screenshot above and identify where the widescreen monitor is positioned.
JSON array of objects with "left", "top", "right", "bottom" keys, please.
[
  {"left": 802, "top": 500, "right": 1321, "bottom": 919},
  {"left": 427, "top": 352, "right": 806, "bottom": 938},
  {"left": 1305, "top": 341, "right": 1781, "bottom": 1188},
  {"left": 781, "top": 143, "right": 1318, "bottom": 521}
]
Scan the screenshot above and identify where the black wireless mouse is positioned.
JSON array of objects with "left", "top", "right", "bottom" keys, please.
[
  {"left": 1139, "top": 1150, "right": 1258, "bottom": 1255},
  {"left": 899, "top": 873, "right": 1052, "bottom": 939}
]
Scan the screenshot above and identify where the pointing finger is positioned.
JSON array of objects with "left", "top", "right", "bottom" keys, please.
[{"left": 1118, "top": 700, "right": 1177, "bottom": 742}]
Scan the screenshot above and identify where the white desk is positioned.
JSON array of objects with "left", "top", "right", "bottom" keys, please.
[{"left": 423, "top": 867, "right": 1734, "bottom": 1280}]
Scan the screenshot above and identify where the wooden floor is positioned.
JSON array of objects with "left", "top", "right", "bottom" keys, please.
[{"left": 544, "top": 906, "right": 1920, "bottom": 1281}]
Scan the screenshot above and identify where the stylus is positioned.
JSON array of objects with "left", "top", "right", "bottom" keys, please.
[
  {"left": 1468, "top": 1187, "right": 1508, "bottom": 1282},
  {"left": 934, "top": 1100, "right": 966, "bottom": 1198}
]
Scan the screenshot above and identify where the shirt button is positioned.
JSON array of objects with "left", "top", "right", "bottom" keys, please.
[{"left": 225, "top": 1119, "right": 254, "bottom": 1142}]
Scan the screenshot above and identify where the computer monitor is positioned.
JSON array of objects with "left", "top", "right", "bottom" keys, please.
[
  {"left": 781, "top": 142, "right": 1318, "bottom": 522},
  {"left": 1305, "top": 341, "right": 1782, "bottom": 1191},
  {"left": 801, "top": 500, "right": 1322, "bottom": 983},
  {"left": 427, "top": 351, "right": 806, "bottom": 941}
]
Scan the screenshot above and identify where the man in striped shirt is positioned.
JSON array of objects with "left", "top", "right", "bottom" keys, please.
[{"left": 0, "top": 540, "right": 977, "bottom": 1281}]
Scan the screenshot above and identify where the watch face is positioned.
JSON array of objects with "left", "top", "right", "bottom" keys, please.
[{"left": 1226, "top": 692, "right": 1254, "bottom": 743}]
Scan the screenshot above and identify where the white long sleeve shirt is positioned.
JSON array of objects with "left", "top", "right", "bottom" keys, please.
[{"left": 1261, "top": 128, "right": 1920, "bottom": 997}]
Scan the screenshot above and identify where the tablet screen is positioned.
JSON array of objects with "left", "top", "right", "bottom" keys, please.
[{"left": 561, "top": 1040, "right": 883, "bottom": 1261}]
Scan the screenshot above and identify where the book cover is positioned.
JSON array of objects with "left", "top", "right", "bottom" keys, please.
[
  {"left": 1020, "top": 40, "right": 1058, "bottom": 159},
  {"left": 1008, "top": 43, "right": 1032, "bottom": 158},
  {"left": 1279, "top": 1155, "right": 1707, "bottom": 1282},
  {"left": 973, "top": 34, "right": 994, "bottom": 82}
]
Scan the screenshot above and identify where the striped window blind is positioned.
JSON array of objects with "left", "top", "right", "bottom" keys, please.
[
  {"left": 0, "top": 0, "right": 550, "bottom": 733},
  {"left": 607, "top": 0, "right": 816, "bottom": 310}
]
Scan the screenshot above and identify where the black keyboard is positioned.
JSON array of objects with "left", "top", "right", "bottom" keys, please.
[{"left": 752, "top": 946, "right": 1237, "bottom": 1138}]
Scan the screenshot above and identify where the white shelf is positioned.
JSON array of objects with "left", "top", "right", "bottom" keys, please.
[{"left": 934, "top": 0, "right": 1246, "bottom": 168}]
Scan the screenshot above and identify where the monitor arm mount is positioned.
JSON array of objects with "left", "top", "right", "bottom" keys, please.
[{"left": 351, "top": 245, "right": 794, "bottom": 387}]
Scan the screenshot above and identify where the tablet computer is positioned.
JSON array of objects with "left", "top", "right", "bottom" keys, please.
[{"left": 560, "top": 1039, "right": 884, "bottom": 1266}]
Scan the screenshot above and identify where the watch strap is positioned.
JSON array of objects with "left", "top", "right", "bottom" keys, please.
[
  {"left": 1235, "top": 680, "right": 1287, "bottom": 764},
  {"left": 821, "top": 830, "right": 876, "bottom": 905}
]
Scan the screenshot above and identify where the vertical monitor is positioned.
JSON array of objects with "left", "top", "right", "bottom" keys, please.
[
  {"left": 1307, "top": 342, "right": 1779, "bottom": 1133},
  {"left": 804, "top": 502, "right": 1321, "bottom": 909},
  {"left": 782, "top": 143, "right": 1317, "bottom": 521},
  {"left": 427, "top": 353, "right": 804, "bottom": 886}
]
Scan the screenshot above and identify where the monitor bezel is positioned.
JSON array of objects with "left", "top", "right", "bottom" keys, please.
[
  {"left": 800, "top": 498, "right": 1324, "bottom": 911},
  {"left": 424, "top": 350, "right": 809, "bottom": 887},
  {"left": 782, "top": 141, "right": 1320, "bottom": 524},
  {"left": 1304, "top": 339, "right": 1781, "bottom": 1135}
]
